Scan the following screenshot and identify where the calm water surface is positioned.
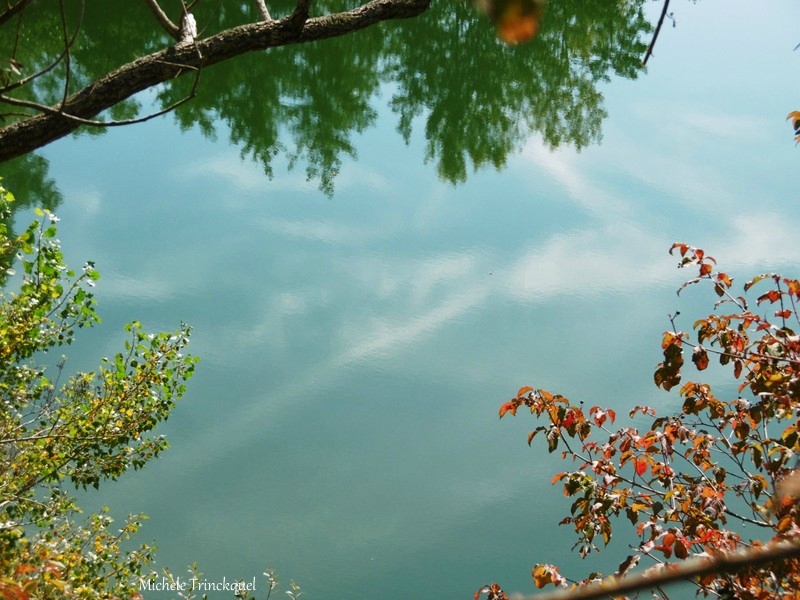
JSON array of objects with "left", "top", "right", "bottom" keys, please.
[{"left": 11, "top": 0, "right": 800, "bottom": 598}]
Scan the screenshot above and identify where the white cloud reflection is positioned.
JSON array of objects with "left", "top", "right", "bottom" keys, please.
[
  {"left": 179, "top": 152, "right": 318, "bottom": 194},
  {"left": 99, "top": 271, "right": 178, "bottom": 302},
  {"left": 254, "top": 216, "right": 373, "bottom": 245}
]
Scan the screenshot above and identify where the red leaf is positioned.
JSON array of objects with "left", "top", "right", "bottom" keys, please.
[
  {"left": 733, "top": 359, "right": 743, "bottom": 379},
  {"left": 699, "top": 263, "right": 712, "bottom": 276},
  {"left": 757, "top": 289, "right": 782, "bottom": 305},
  {"left": 669, "top": 243, "right": 690, "bottom": 257},
  {"left": 592, "top": 410, "right": 606, "bottom": 427},
  {"left": 692, "top": 347, "right": 709, "bottom": 371},
  {"left": 635, "top": 458, "right": 647, "bottom": 476}
]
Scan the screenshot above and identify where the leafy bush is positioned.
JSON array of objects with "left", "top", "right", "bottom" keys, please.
[{"left": 0, "top": 179, "right": 197, "bottom": 599}]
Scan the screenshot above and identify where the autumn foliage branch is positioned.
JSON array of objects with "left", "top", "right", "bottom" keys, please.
[{"left": 480, "top": 244, "right": 800, "bottom": 600}]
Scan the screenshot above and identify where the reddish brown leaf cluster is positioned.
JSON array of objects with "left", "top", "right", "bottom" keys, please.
[
  {"left": 788, "top": 111, "right": 800, "bottom": 144},
  {"left": 473, "top": 582, "right": 509, "bottom": 600},
  {"left": 495, "top": 244, "right": 800, "bottom": 598}
]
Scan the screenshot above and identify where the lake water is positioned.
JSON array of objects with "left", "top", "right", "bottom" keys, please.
[{"left": 6, "top": 0, "right": 800, "bottom": 598}]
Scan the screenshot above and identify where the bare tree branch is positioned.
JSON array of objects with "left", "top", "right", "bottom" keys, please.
[
  {"left": 642, "top": 0, "right": 670, "bottom": 66},
  {"left": 0, "top": 0, "right": 33, "bottom": 27},
  {"left": 143, "top": 0, "right": 181, "bottom": 40},
  {"left": 505, "top": 539, "right": 800, "bottom": 600},
  {"left": 254, "top": 0, "right": 272, "bottom": 21},
  {"left": 0, "top": 0, "right": 430, "bottom": 162}
]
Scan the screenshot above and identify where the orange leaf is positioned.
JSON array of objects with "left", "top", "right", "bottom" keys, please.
[
  {"left": 532, "top": 565, "right": 556, "bottom": 589},
  {"left": 662, "top": 532, "right": 676, "bottom": 549},
  {"left": 669, "top": 243, "right": 690, "bottom": 257},
  {"left": 13, "top": 565, "right": 36, "bottom": 576},
  {"left": 495, "top": 0, "right": 543, "bottom": 45},
  {"left": 716, "top": 272, "right": 732, "bottom": 287},
  {"left": 517, "top": 386, "right": 533, "bottom": 398},
  {"left": 778, "top": 515, "right": 794, "bottom": 533},
  {"left": 699, "top": 263, "right": 712, "bottom": 276},
  {"left": 700, "top": 486, "right": 717, "bottom": 499},
  {"left": 0, "top": 582, "right": 30, "bottom": 600},
  {"left": 635, "top": 458, "right": 647, "bottom": 476},
  {"left": 499, "top": 402, "right": 516, "bottom": 418}
]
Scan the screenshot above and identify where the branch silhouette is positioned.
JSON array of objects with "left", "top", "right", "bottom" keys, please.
[{"left": 505, "top": 539, "right": 800, "bottom": 600}]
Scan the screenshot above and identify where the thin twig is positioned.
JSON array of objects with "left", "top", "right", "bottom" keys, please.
[
  {"left": 0, "top": 0, "right": 84, "bottom": 95},
  {"left": 10, "top": 3, "right": 22, "bottom": 58},
  {"left": 0, "top": 59, "right": 201, "bottom": 128},
  {"left": 642, "top": 0, "right": 670, "bottom": 66},
  {"left": 722, "top": 508, "right": 772, "bottom": 528},
  {"left": 254, "top": 0, "right": 272, "bottom": 21},
  {"left": 57, "top": 0, "right": 72, "bottom": 107},
  {"left": 143, "top": 0, "right": 180, "bottom": 40}
]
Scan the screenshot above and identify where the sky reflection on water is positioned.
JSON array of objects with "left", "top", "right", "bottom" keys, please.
[{"left": 26, "top": 0, "right": 800, "bottom": 597}]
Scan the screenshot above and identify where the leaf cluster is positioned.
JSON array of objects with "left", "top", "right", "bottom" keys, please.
[{"left": 483, "top": 244, "right": 800, "bottom": 599}]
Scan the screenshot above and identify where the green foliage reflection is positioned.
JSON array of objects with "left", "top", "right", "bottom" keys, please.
[{"left": 1, "top": 0, "right": 652, "bottom": 193}]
